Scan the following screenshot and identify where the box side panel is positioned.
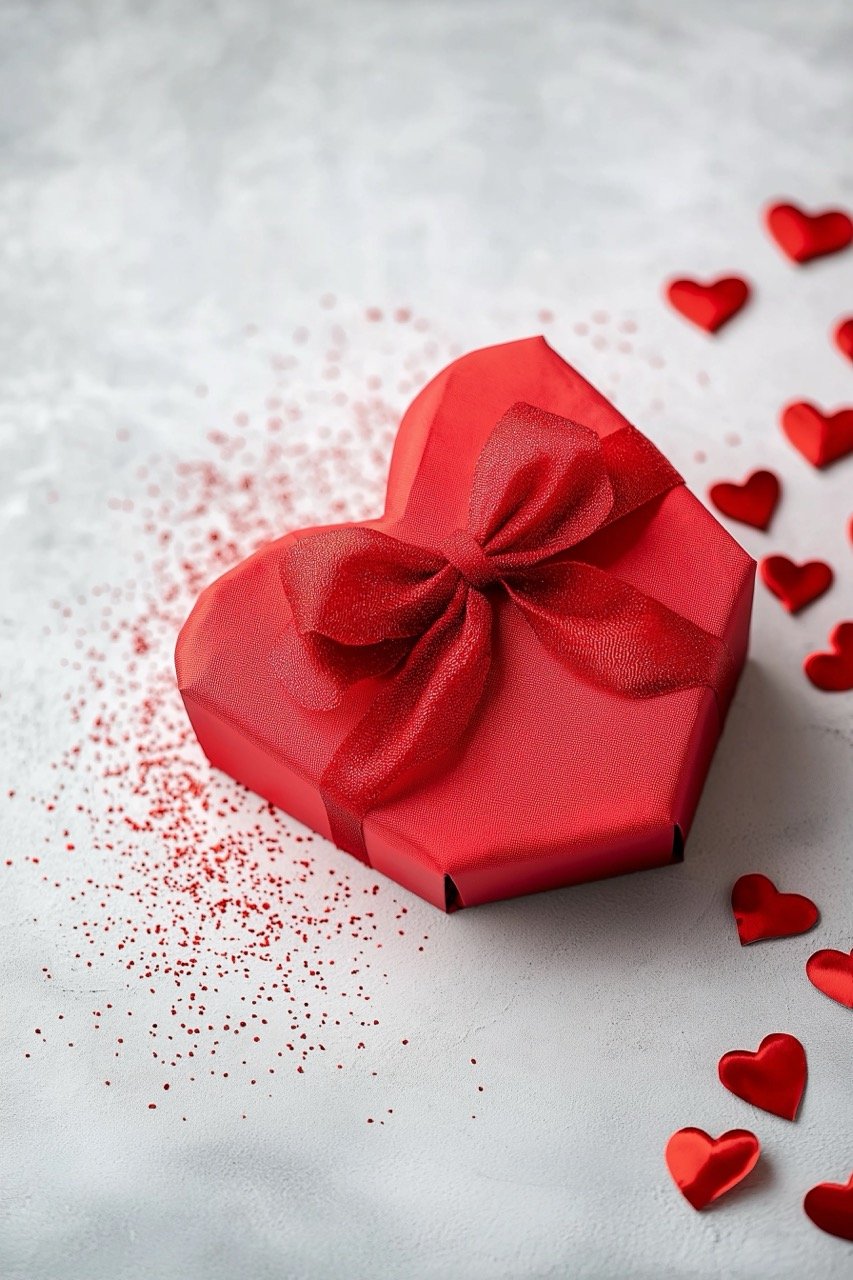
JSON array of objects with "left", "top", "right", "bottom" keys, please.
[
  {"left": 669, "top": 550, "right": 756, "bottom": 840},
  {"left": 181, "top": 691, "right": 452, "bottom": 911},
  {"left": 448, "top": 823, "right": 680, "bottom": 908},
  {"left": 180, "top": 691, "right": 333, "bottom": 842}
]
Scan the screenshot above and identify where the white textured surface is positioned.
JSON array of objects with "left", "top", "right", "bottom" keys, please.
[{"left": 2, "top": 2, "right": 852, "bottom": 1278}]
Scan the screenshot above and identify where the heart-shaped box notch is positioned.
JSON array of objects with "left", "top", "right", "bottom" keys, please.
[{"left": 177, "top": 338, "right": 754, "bottom": 911}]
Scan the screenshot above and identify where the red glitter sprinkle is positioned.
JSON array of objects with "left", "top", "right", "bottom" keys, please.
[{"left": 11, "top": 308, "right": 455, "bottom": 1113}]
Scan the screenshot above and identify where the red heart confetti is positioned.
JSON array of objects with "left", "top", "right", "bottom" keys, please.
[
  {"left": 781, "top": 402, "right": 853, "bottom": 469},
  {"left": 804, "top": 622, "right": 853, "bottom": 692},
  {"left": 717, "top": 1033, "right": 806, "bottom": 1120},
  {"left": 731, "top": 873, "right": 819, "bottom": 945},
  {"left": 665, "top": 1128, "right": 760, "bottom": 1210},
  {"left": 765, "top": 202, "right": 853, "bottom": 264},
  {"left": 708, "top": 470, "right": 780, "bottom": 530},
  {"left": 660, "top": 203, "right": 852, "bottom": 1236},
  {"left": 805, "top": 1174, "right": 853, "bottom": 1242},
  {"left": 666, "top": 276, "right": 750, "bottom": 333},
  {"left": 834, "top": 317, "right": 853, "bottom": 364},
  {"left": 806, "top": 948, "right": 853, "bottom": 1008},
  {"left": 759, "top": 555, "right": 833, "bottom": 613}
]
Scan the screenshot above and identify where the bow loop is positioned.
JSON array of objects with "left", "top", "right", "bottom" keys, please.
[
  {"left": 282, "top": 525, "right": 451, "bottom": 645},
  {"left": 468, "top": 403, "right": 615, "bottom": 566},
  {"left": 276, "top": 526, "right": 455, "bottom": 710}
]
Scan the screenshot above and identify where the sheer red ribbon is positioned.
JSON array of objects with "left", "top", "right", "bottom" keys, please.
[{"left": 276, "top": 402, "right": 734, "bottom": 861}]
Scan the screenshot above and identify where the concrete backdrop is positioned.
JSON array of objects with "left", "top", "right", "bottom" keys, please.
[{"left": 2, "top": 2, "right": 852, "bottom": 1277}]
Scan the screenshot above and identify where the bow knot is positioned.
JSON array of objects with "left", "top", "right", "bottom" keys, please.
[
  {"left": 441, "top": 528, "right": 495, "bottom": 589},
  {"left": 275, "top": 401, "right": 734, "bottom": 863}
]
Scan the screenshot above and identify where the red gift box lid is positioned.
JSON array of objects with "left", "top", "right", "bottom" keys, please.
[{"left": 177, "top": 338, "right": 754, "bottom": 911}]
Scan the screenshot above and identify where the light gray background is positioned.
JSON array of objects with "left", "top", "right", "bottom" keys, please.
[{"left": 2, "top": 2, "right": 852, "bottom": 1278}]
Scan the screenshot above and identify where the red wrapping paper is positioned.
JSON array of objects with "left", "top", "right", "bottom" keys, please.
[{"left": 176, "top": 338, "right": 754, "bottom": 911}]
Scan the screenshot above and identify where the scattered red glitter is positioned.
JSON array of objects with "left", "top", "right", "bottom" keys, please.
[{"left": 10, "top": 307, "right": 464, "bottom": 1112}]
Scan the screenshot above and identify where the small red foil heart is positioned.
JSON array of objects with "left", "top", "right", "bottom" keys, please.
[
  {"left": 760, "top": 555, "right": 833, "bottom": 613},
  {"left": 718, "top": 1033, "right": 806, "bottom": 1120},
  {"left": 731, "top": 873, "right": 820, "bottom": 945},
  {"left": 804, "top": 622, "right": 853, "bottom": 692},
  {"left": 806, "top": 948, "right": 853, "bottom": 1008},
  {"left": 708, "top": 470, "right": 780, "bottom": 531},
  {"left": 805, "top": 1173, "right": 853, "bottom": 1242},
  {"left": 766, "top": 202, "right": 853, "bottom": 264},
  {"left": 781, "top": 402, "right": 853, "bottom": 469},
  {"left": 666, "top": 277, "right": 750, "bottom": 333},
  {"left": 665, "top": 1128, "right": 760, "bottom": 1210},
  {"left": 834, "top": 317, "right": 853, "bottom": 364}
]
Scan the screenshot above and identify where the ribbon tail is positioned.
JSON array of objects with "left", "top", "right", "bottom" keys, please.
[
  {"left": 320, "top": 584, "right": 493, "bottom": 861},
  {"left": 508, "top": 560, "right": 737, "bottom": 708}
]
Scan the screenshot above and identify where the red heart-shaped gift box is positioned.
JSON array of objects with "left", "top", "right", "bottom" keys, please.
[{"left": 176, "top": 338, "right": 754, "bottom": 911}]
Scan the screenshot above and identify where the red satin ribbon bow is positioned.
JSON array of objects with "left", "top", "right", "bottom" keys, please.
[{"left": 276, "top": 403, "right": 733, "bottom": 861}]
